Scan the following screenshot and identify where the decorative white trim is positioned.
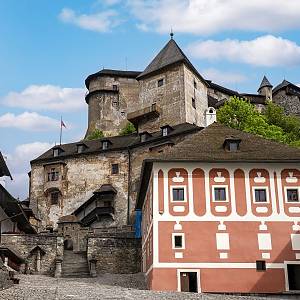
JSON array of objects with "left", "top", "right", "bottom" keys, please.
[
  {"left": 172, "top": 172, "right": 184, "bottom": 183},
  {"left": 173, "top": 206, "right": 185, "bottom": 212},
  {"left": 284, "top": 186, "right": 300, "bottom": 204},
  {"left": 262, "top": 252, "right": 270, "bottom": 259},
  {"left": 175, "top": 252, "right": 183, "bottom": 259},
  {"left": 256, "top": 207, "right": 268, "bottom": 213},
  {"left": 252, "top": 186, "right": 270, "bottom": 204},
  {"left": 214, "top": 172, "right": 225, "bottom": 183},
  {"left": 289, "top": 207, "right": 300, "bottom": 213},
  {"left": 174, "top": 221, "right": 182, "bottom": 231},
  {"left": 286, "top": 172, "right": 298, "bottom": 184},
  {"left": 257, "top": 233, "right": 272, "bottom": 250},
  {"left": 172, "top": 233, "right": 185, "bottom": 250},
  {"left": 215, "top": 206, "right": 227, "bottom": 212},
  {"left": 296, "top": 253, "right": 300, "bottom": 260},
  {"left": 170, "top": 185, "right": 187, "bottom": 203},
  {"left": 219, "top": 252, "right": 228, "bottom": 259},
  {"left": 212, "top": 185, "right": 229, "bottom": 203},
  {"left": 259, "top": 221, "right": 267, "bottom": 231},
  {"left": 254, "top": 172, "right": 266, "bottom": 183},
  {"left": 177, "top": 269, "right": 201, "bottom": 293}
]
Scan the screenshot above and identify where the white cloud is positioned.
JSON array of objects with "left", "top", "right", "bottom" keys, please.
[
  {"left": 202, "top": 68, "right": 247, "bottom": 85},
  {"left": 59, "top": 8, "right": 120, "bottom": 32},
  {"left": 128, "top": 0, "right": 300, "bottom": 35},
  {"left": 4, "top": 142, "right": 53, "bottom": 199},
  {"left": 4, "top": 85, "right": 85, "bottom": 112},
  {"left": 187, "top": 35, "right": 300, "bottom": 67},
  {"left": 0, "top": 112, "right": 60, "bottom": 131}
]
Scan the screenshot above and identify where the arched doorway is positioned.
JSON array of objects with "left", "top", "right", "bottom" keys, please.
[{"left": 64, "top": 238, "right": 73, "bottom": 251}]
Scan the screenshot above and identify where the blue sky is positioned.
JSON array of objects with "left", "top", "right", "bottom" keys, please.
[{"left": 0, "top": 0, "right": 300, "bottom": 198}]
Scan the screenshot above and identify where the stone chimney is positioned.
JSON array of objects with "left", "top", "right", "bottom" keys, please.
[{"left": 205, "top": 107, "right": 217, "bottom": 127}]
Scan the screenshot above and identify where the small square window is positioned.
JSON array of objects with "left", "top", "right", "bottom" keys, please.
[
  {"left": 214, "top": 187, "right": 227, "bottom": 201},
  {"left": 158, "top": 79, "right": 164, "bottom": 87},
  {"left": 255, "top": 189, "right": 267, "bottom": 202},
  {"left": 112, "top": 101, "right": 118, "bottom": 107},
  {"left": 192, "top": 98, "right": 196, "bottom": 109},
  {"left": 50, "top": 192, "right": 59, "bottom": 205},
  {"left": 111, "top": 163, "right": 119, "bottom": 175},
  {"left": 48, "top": 169, "right": 59, "bottom": 181},
  {"left": 77, "top": 145, "right": 85, "bottom": 153},
  {"left": 172, "top": 188, "right": 185, "bottom": 201},
  {"left": 287, "top": 189, "right": 299, "bottom": 202},
  {"left": 174, "top": 235, "right": 183, "bottom": 248},
  {"left": 53, "top": 149, "right": 59, "bottom": 157},
  {"left": 229, "top": 142, "right": 238, "bottom": 152},
  {"left": 162, "top": 127, "right": 168, "bottom": 136},
  {"left": 112, "top": 84, "right": 118, "bottom": 91},
  {"left": 256, "top": 260, "right": 266, "bottom": 271},
  {"left": 102, "top": 141, "right": 109, "bottom": 150}
]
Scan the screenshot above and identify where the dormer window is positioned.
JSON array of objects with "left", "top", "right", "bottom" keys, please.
[
  {"left": 140, "top": 132, "right": 151, "bottom": 143},
  {"left": 77, "top": 143, "right": 87, "bottom": 154},
  {"left": 53, "top": 147, "right": 63, "bottom": 157},
  {"left": 157, "top": 79, "right": 164, "bottom": 87},
  {"left": 101, "top": 139, "right": 112, "bottom": 150},
  {"left": 223, "top": 137, "right": 241, "bottom": 152},
  {"left": 161, "top": 125, "right": 173, "bottom": 137}
]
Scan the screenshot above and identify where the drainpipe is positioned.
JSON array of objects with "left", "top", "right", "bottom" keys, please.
[{"left": 127, "top": 147, "right": 131, "bottom": 225}]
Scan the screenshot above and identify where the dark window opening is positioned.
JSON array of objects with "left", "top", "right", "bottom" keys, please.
[
  {"left": 288, "top": 264, "right": 300, "bottom": 290},
  {"left": 77, "top": 145, "right": 85, "bottom": 153},
  {"left": 47, "top": 168, "right": 59, "bottom": 181},
  {"left": 158, "top": 79, "right": 164, "bottom": 87},
  {"left": 112, "top": 101, "right": 118, "bottom": 107},
  {"left": 104, "top": 201, "right": 112, "bottom": 207},
  {"left": 192, "top": 98, "right": 196, "bottom": 109},
  {"left": 50, "top": 192, "right": 59, "bottom": 205},
  {"left": 112, "top": 84, "right": 118, "bottom": 91},
  {"left": 256, "top": 260, "right": 266, "bottom": 271},
  {"left": 180, "top": 272, "right": 198, "bottom": 293},
  {"left": 174, "top": 235, "right": 183, "bottom": 248},
  {"left": 214, "top": 187, "right": 226, "bottom": 201},
  {"left": 193, "top": 80, "right": 197, "bottom": 89},
  {"left": 111, "top": 163, "right": 119, "bottom": 175},
  {"left": 255, "top": 189, "right": 267, "bottom": 202},
  {"left": 140, "top": 134, "right": 148, "bottom": 143},
  {"left": 287, "top": 189, "right": 299, "bottom": 202},
  {"left": 172, "top": 188, "right": 185, "bottom": 201}
]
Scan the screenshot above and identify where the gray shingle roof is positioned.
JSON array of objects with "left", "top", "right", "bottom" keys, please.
[
  {"left": 137, "top": 39, "right": 208, "bottom": 85},
  {"left": 258, "top": 76, "right": 273, "bottom": 92},
  {"left": 272, "top": 79, "right": 299, "bottom": 95}
]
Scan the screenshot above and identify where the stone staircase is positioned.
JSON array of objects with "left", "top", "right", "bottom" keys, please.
[{"left": 62, "top": 250, "right": 90, "bottom": 278}]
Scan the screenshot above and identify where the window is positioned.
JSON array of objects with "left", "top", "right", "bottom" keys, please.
[
  {"left": 254, "top": 189, "right": 267, "bottom": 203},
  {"left": 140, "top": 133, "right": 148, "bottom": 143},
  {"left": 256, "top": 260, "right": 266, "bottom": 271},
  {"left": 53, "top": 149, "right": 59, "bottom": 157},
  {"left": 172, "top": 188, "right": 185, "bottom": 201},
  {"left": 192, "top": 98, "right": 196, "bottom": 109},
  {"left": 229, "top": 142, "right": 238, "bottom": 152},
  {"left": 102, "top": 141, "right": 109, "bottom": 150},
  {"left": 47, "top": 168, "right": 59, "bottom": 181},
  {"left": 112, "top": 84, "right": 118, "bottom": 91},
  {"left": 157, "top": 79, "right": 164, "bottom": 87},
  {"left": 194, "top": 80, "right": 197, "bottom": 89},
  {"left": 214, "top": 187, "right": 227, "bottom": 201},
  {"left": 162, "top": 127, "right": 168, "bottom": 136},
  {"left": 77, "top": 144, "right": 85, "bottom": 154},
  {"left": 112, "top": 101, "right": 118, "bottom": 107},
  {"left": 111, "top": 163, "right": 119, "bottom": 175},
  {"left": 50, "top": 192, "right": 59, "bottom": 205},
  {"left": 172, "top": 233, "right": 185, "bottom": 249},
  {"left": 287, "top": 189, "right": 299, "bottom": 202}
]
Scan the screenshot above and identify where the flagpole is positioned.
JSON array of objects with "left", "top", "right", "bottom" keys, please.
[{"left": 59, "top": 116, "right": 62, "bottom": 145}]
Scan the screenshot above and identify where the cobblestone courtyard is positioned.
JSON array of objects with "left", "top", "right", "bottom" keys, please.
[{"left": 0, "top": 274, "right": 299, "bottom": 300}]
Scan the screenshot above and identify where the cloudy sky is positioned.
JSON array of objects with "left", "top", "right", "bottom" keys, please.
[{"left": 0, "top": 0, "right": 300, "bottom": 199}]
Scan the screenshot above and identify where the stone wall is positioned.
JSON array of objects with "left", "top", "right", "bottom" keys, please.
[
  {"left": 86, "top": 75, "right": 140, "bottom": 137},
  {"left": 273, "top": 90, "right": 300, "bottom": 117},
  {"left": 30, "top": 151, "right": 129, "bottom": 230},
  {"left": 0, "top": 264, "right": 12, "bottom": 290},
  {"left": 87, "top": 226, "right": 141, "bottom": 274},
  {"left": 1, "top": 234, "right": 63, "bottom": 275}
]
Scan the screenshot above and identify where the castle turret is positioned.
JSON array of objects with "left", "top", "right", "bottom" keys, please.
[
  {"left": 258, "top": 76, "right": 273, "bottom": 101},
  {"left": 84, "top": 69, "right": 140, "bottom": 137},
  {"left": 128, "top": 36, "right": 209, "bottom": 133}
]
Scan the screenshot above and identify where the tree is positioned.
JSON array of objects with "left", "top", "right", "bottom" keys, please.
[
  {"left": 86, "top": 129, "right": 104, "bottom": 140},
  {"left": 119, "top": 122, "right": 136, "bottom": 136},
  {"left": 217, "top": 96, "right": 300, "bottom": 147}
]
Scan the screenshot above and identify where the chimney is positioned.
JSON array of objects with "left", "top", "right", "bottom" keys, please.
[{"left": 205, "top": 107, "right": 217, "bottom": 127}]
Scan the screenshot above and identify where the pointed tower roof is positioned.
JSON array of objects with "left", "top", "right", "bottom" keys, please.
[
  {"left": 257, "top": 76, "right": 273, "bottom": 92},
  {"left": 137, "top": 38, "right": 208, "bottom": 85}
]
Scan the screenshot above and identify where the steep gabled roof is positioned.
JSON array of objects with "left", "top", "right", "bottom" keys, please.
[
  {"left": 273, "top": 79, "right": 300, "bottom": 95},
  {"left": 0, "top": 152, "right": 12, "bottom": 179},
  {"left": 137, "top": 39, "right": 208, "bottom": 85},
  {"left": 258, "top": 76, "right": 273, "bottom": 92}
]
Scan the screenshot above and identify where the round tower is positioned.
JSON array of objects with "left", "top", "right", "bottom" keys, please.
[{"left": 258, "top": 76, "right": 273, "bottom": 101}]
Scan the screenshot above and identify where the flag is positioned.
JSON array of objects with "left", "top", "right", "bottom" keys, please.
[{"left": 61, "top": 120, "right": 66, "bottom": 128}]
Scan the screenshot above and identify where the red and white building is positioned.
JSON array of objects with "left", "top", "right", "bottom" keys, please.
[{"left": 136, "top": 122, "right": 300, "bottom": 294}]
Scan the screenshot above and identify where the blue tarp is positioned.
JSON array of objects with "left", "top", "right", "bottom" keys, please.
[{"left": 134, "top": 209, "right": 142, "bottom": 238}]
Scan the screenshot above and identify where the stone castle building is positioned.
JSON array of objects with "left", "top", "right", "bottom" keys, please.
[{"left": 28, "top": 37, "right": 300, "bottom": 232}]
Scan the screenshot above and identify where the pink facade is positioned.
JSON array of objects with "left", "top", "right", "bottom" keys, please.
[{"left": 141, "top": 163, "right": 300, "bottom": 294}]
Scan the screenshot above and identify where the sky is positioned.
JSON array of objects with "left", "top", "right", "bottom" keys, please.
[{"left": 0, "top": 0, "right": 299, "bottom": 199}]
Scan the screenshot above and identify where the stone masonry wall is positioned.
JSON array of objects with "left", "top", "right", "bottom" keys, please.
[
  {"left": 87, "top": 226, "right": 141, "bottom": 274},
  {"left": 30, "top": 151, "right": 129, "bottom": 230},
  {"left": 273, "top": 90, "right": 300, "bottom": 117},
  {"left": 86, "top": 76, "right": 140, "bottom": 137},
  {"left": 1, "top": 234, "right": 63, "bottom": 275}
]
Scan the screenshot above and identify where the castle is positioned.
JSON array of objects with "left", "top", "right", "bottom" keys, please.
[
  {"left": 29, "top": 36, "right": 300, "bottom": 231},
  {"left": 1, "top": 37, "right": 299, "bottom": 292}
]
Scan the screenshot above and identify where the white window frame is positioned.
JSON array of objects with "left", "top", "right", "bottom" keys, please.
[
  {"left": 212, "top": 185, "right": 229, "bottom": 203},
  {"left": 170, "top": 185, "right": 187, "bottom": 203},
  {"left": 284, "top": 187, "right": 300, "bottom": 203},
  {"left": 162, "top": 127, "right": 168, "bottom": 136},
  {"left": 172, "top": 233, "right": 185, "bottom": 250},
  {"left": 252, "top": 186, "right": 270, "bottom": 203}
]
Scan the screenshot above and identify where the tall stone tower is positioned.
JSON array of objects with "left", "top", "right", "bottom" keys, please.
[
  {"left": 85, "top": 69, "right": 140, "bottom": 137},
  {"left": 258, "top": 76, "right": 273, "bottom": 101},
  {"left": 127, "top": 37, "right": 209, "bottom": 133}
]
